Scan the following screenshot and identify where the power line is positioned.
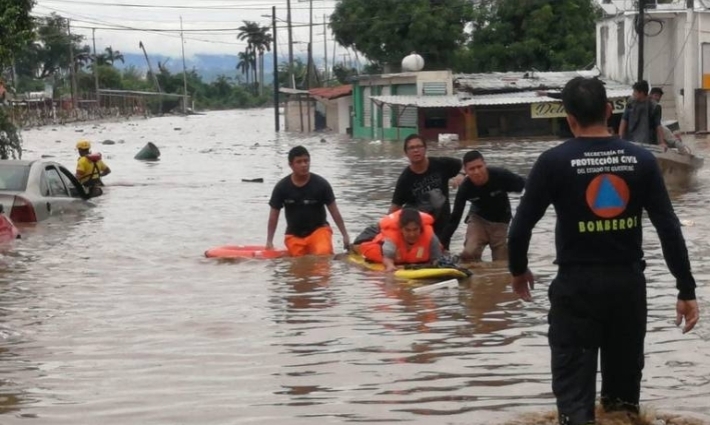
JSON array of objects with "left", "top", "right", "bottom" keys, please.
[
  {"left": 39, "top": 0, "right": 338, "bottom": 11},
  {"left": 33, "top": 11, "right": 247, "bottom": 46}
]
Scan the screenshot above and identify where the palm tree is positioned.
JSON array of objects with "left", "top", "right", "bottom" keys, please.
[
  {"left": 252, "top": 26, "right": 272, "bottom": 96},
  {"left": 237, "top": 50, "right": 253, "bottom": 86},
  {"left": 104, "top": 46, "right": 124, "bottom": 65},
  {"left": 237, "top": 21, "right": 262, "bottom": 93}
]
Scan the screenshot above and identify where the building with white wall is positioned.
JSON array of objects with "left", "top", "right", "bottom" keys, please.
[{"left": 596, "top": 0, "right": 710, "bottom": 131}]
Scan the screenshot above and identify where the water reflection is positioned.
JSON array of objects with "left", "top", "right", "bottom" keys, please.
[{"left": 0, "top": 110, "right": 706, "bottom": 424}]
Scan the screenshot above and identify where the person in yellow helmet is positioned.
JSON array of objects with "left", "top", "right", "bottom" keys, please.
[{"left": 75, "top": 140, "right": 111, "bottom": 196}]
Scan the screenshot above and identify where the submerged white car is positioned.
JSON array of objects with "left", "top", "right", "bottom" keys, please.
[{"left": 0, "top": 160, "right": 97, "bottom": 223}]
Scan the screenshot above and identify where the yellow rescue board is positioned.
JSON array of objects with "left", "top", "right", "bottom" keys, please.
[{"left": 346, "top": 253, "right": 469, "bottom": 280}]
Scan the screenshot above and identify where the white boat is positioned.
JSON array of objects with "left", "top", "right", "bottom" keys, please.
[{"left": 636, "top": 121, "right": 704, "bottom": 186}]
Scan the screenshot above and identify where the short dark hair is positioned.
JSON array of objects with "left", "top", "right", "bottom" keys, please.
[
  {"left": 632, "top": 80, "right": 650, "bottom": 95},
  {"left": 561, "top": 77, "right": 609, "bottom": 128},
  {"left": 288, "top": 145, "right": 310, "bottom": 163},
  {"left": 399, "top": 208, "right": 423, "bottom": 228},
  {"left": 650, "top": 87, "right": 664, "bottom": 96},
  {"left": 403, "top": 134, "right": 426, "bottom": 152},
  {"left": 463, "top": 150, "right": 484, "bottom": 165}
]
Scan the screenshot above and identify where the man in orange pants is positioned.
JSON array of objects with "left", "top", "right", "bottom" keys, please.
[{"left": 266, "top": 145, "right": 350, "bottom": 256}]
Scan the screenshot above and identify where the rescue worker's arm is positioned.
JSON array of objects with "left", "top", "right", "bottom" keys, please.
[
  {"left": 642, "top": 155, "right": 696, "bottom": 300},
  {"left": 266, "top": 183, "right": 284, "bottom": 250},
  {"left": 508, "top": 153, "right": 554, "bottom": 300},
  {"left": 266, "top": 208, "right": 280, "bottom": 250},
  {"left": 429, "top": 234, "right": 444, "bottom": 262},
  {"left": 502, "top": 170, "right": 526, "bottom": 193},
  {"left": 440, "top": 183, "right": 468, "bottom": 250},
  {"left": 618, "top": 107, "right": 630, "bottom": 139},
  {"left": 326, "top": 201, "right": 350, "bottom": 250},
  {"left": 641, "top": 154, "right": 699, "bottom": 333},
  {"left": 99, "top": 161, "right": 111, "bottom": 177},
  {"left": 618, "top": 119, "right": 628, "bottom": 140},
  {"left": 382, "top": 239, "right": 398, "bottom": 272},
  {"left": 389, "top": 173, "right": 407, "bottom": 213},
  {"left": 443, "top": 157, "right": 465, "bottom": 188}
]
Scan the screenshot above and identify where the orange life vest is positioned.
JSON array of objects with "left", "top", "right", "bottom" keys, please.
[{"left": 359, "top": 210, "right": 435, "bottom": 264}]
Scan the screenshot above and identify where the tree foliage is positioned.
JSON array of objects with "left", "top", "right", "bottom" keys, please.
[
  {"left": 0, "top": 0, "right": 35, "bottom": 70},
  {"left": 0, "top": 0, "right": 34, "bottom": 160},
  {"left": 330, "top": 0, "right": 473, "bottom": 70},
  {"left": 14, "top": 13, "right": 83, "bottom": 80},
  {"left": 458, "top": 0, "right": 601, "bottom": 73}
]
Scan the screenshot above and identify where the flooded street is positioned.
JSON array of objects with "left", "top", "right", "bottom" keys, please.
[{"left": 1, "top": 108, "right": 709, "bottom": 424}]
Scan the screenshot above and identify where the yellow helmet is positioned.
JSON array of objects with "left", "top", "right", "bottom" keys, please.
[{"left": 76, "top": 140, "right": 91, "bottom": 150}]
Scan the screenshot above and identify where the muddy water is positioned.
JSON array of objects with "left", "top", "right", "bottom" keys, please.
[{"left": 0, "top": 109, "right": 708, "bottom": 424}]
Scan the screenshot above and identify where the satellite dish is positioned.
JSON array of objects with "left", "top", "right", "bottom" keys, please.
[{"left": 402, "top": 52, "right": 425, "bottom": 72}]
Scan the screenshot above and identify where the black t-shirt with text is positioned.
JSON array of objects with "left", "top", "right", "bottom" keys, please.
[
  {"left": 391, "top": 156, "right": 462, "bottom": 238},
  {"left": 507, "top": 136, "right": 696, "bottom": 299},
  {"left": 440, "top": 167, "right": 525, "bottom": 248},
  {"left": 269, "top": 173, "right": 335, "bottom": 237}
]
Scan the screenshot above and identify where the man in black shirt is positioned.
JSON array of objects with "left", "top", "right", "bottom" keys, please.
[
  {"left": 508, "top": 77, "right": 699, "bottom": 425},
  {"left": 266, "top": 145, "right": 350, "bottom": 256},
  {"left": 440, "top": 150, "right": 525, "bottom": 261},
  {"left": 390, "top": 134, "right": 464, "bottom": 239}
]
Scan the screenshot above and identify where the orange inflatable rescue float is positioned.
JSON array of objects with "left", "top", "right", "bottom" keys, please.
[{"left": 204, "top": 245, "right": 288, "bottom": 259}]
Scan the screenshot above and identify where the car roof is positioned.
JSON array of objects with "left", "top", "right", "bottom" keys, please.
[{"left": 0, "top": 160, "right": 37, "bottom": 167}]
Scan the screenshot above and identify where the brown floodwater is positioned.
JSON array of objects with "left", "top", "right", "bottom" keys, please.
[{"left": 0, "top": 109, "right": 708, "bottom": 424}]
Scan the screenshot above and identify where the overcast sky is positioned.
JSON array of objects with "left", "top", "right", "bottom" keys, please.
[{"left": 34, "top": 0, "right": 340, "bottom": 60}]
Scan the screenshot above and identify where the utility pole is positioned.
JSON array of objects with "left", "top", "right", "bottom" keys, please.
[
  {"left": 309, "top": 0, "right": 313, "bottom": 81},
  {"left": 273, "top": 6, "right": 279, "bottom": 132},
  {"left": 180, "top": 16, "right": 189, "bottom": 114},
  {"left": 323, "top": 14, "right": 328, "bottom": 84},
  {"left": 637, "top": 0, "right": 645, "bottom": 81},
  {"left": 92, "top": 28, "right": 100, "bottom": 109},
  {"left": 307, "top": 42, "right": 312, "bottom": 132},
  {"left": 287, "top": 0, "right": 294, "bottom": 88},
  {"left": 67, "top": 18, "right": 77, "bottom": 108}
]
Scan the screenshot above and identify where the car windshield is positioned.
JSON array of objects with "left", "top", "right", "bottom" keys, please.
[{"left": 0, "top": 164, "right": 29, "bottom": 191}]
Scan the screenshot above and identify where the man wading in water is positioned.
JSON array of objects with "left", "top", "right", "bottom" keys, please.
[{"left": 508, "top": 76, "right": 699, "bottom": 425}]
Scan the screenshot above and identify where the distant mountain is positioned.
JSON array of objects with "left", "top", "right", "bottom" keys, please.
[{"left": 115, "top": 52, "right": 314, "bottom": 84}]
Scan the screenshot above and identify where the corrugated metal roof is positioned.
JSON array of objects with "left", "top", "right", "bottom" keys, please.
[
  {"left": 370, "top": 95, "right": 473, "bottom": 108},
  {"left": 279, "top": 87, "right": 310, "bottom": 95},
  {"left": 454, "top": 70, "right": 630, "bottom": 94},
  {"left": 371, "top": 89, "right": 631, "bottom": 108},
  {"left": 309, "top": 84, "right": 352, "bottom": 100}
]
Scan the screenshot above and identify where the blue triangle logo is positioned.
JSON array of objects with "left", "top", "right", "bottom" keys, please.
[{"left": 594, "top": 176, "right": 625, "bottom": 209}]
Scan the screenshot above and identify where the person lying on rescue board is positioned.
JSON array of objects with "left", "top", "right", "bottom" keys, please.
[{"left": 353, "top": 208, "right": 445, "bottom": 272}]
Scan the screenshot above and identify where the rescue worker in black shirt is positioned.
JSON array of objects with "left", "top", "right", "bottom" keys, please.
[
  {"left": 390, "top": 134, "right": 464, "bottom": 240},
  {"left": 439, "top": 150, "right": 525, "bottom": 262},
  {"left": 266, "top": 145, "right": 350, "bottom": 256},
  {"left": 508, "top": 76, "right": 699, "bottom": 425}
]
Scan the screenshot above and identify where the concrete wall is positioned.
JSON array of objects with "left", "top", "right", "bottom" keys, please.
[
  {"left": 416, "top": 70, "right": 454, "bottom": 95},
  {"left": 337, "top": 96, "right": 352, "bottom": 134},
  {"left": 596, "top": 11, "right": 710, "bottom": 130},
  {"left": 284, "top": 98, "right": 315, "bottom": 132}
]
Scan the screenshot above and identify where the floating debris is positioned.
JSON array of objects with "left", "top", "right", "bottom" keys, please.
[{"left": 134, "top": 142, "right": 161, "bottom": 161}]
